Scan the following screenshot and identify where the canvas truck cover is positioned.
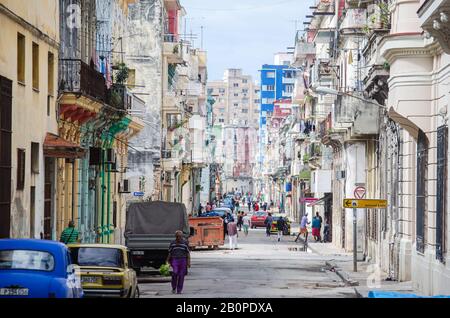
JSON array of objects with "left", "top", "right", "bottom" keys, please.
[{"left": 125, "top": 201, "right": 189, "bottom": 236}]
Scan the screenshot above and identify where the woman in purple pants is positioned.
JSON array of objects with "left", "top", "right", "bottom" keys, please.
[{"left": 167, "top": 231, "right": 191, "bottom": 294}]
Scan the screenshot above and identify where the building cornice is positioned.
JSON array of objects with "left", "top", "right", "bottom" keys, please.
[
  {"left": 0, "top": 4, "right": 59, "bottom": 49},
  {"left": 379, "top": 33, "right": 440, "bottom": 63}
]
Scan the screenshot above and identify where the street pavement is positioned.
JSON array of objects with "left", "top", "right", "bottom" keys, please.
[{"left": 139, "top": 227, "right": 358, "bottom": 298}]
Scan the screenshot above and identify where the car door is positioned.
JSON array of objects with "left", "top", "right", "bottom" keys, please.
[
  {"left": 126, "top": 250, "right": 137, "bottom": 295},
  {"left": 65, "top": 250, "right": 82, "bottom": 298}
]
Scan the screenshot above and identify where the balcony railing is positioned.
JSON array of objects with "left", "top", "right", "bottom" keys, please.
[
  {"left": 59, "top": 59, "right": 106, "bottom": 102},
  {"left": 106, "top": 84, "right": 131, "bottom": 110},
  {"left": 339, "top": 8, "right": 367, "bottom": 33}
]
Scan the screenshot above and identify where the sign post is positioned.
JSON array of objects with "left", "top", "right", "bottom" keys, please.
[{"left": 343, "top": 198, "right": 388, "bottom": 272}]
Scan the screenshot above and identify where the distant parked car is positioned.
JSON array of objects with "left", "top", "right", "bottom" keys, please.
[
  {"left": 0, "top": 239, "right": 83, "bottom": 298},
  {"left": 251, "top": 212, "right": 268, "bottom": 228},
  {"left": 68, "top": 244, "right": 139, "bottom": 298},
  {"left": 270, "top": 214, "right": 292, "bottom": 235}
]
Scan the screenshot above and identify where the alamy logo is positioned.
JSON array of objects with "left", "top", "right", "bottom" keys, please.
[
  {"left": 366, "top": 263, "right": 382, "bottom": 289},
  {"left": 66, "top": 4, "right": 81, "bottom": 29}
]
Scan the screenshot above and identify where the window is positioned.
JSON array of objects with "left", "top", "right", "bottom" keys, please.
[
  {"left": 0, "top": 250, "right": 54, "bottom": 271},
  {"left": 219, "top": 108, "right": 225, "bottom": 113},
  {"left": 284, "top": 85, "right": 294, "bottom": 93},
  {"left": 416, "top": 130, "right": 428, "bottom": 253},
  {"left": 218, "top": 118, "right": 225, "bottom": 123},
  {"left": 263, "top": 85, "right": 274, "bottom": 91},
  {"left": 32, "top": 43, "right": 39, "bottom": 90},
  {"left": 233, "top": 83, "right": 239, "bottom": 88},
  {"left": 47, "top": 52, "right": 54, "bottom": 95},
  {"left": 242, "top": 98, "right": 249, "bottom": 105},
  {"left": 234, "top": 103, "right": 239, "bottom": 107},
  {"left": 242, "top": 89, "right": 248, "bottom": 93},
  {"left": 436, "top": 125, "right": 447, "bottom": 262},
  {"left": 262, "top": 98, "right": 274, "bottom": 104},
  {"left": 31, "top": 142, "right": 39, "bottom": 174},
  {"left": 242, "top": 79, "right": 248, "bottom": 83},
  {"left": 266, "top": 71, "right": 275, "bottom": 78},
  {"left": 254, "top": 99, "right": 261, "bottom": 103},
  {"left": 219, "top": 88, "right": 225, "bottom": 93},
  {"left": 234, "top": 93, "right": 239, "bottom": 97},
  {"left": 17, "top": 149, "right": 25, "bottom": 190},
  {"left": 207, "top": 88, "right": 213, "bottom": 95},
  {"left": 242, "top": 109, "right": 248, "bottom": 113},
  {"left": 17, "top": 33, "right": 25, "bottom": 83}
]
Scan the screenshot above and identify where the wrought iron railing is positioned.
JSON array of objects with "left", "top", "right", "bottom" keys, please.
[{"left": 59, "top": 59, "right": 107, "bottom": 102}]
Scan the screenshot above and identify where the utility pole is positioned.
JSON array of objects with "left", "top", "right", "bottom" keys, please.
[
  {"left": 200, "top": 25, "right": 204, "bottom": 49},
  {"left": 353, "top": 209, "right": 357, "bottom": 272}
]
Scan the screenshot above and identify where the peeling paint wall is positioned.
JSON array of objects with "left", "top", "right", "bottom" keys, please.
[{"left": 125, "top": 0, "right": 163, "bottom": 200}]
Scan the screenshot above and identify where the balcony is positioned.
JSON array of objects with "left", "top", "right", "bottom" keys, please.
[
  {"left": 198, "top": 50, "right": 207, "bottom": 68},
  {"left": 106, "top": 84, "right": 131, "bottom": 110},
  {"left": 293, "top": 36, "right": 315, "bottom": 64},
  {"left": 163, "top": 35, "right": 185, "bottom": 64},
  {"left": 339, "top": 8, "right": 367, "bottom": 35},
  {"left": 418, "top": 0, "right": 450, "bottom": 54},
  {"left": 334, "top": 94, "right": 380, "bottom": 135},
  {"left": 59, "top": 59, "right": 106, "bottom": 102},
  {"left": 161, "top": 149, "right": 182, "bottom": 170}
]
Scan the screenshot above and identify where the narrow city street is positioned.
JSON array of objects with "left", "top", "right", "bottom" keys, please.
[{"left": 140, "top": 228, "right": 357, "bottom": 298}]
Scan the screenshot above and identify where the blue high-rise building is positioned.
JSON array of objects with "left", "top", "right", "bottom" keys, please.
[{"left": 258, "top": 63, "right": 296, "bottom": 166}]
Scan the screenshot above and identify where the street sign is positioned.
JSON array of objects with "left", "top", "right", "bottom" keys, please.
[
  {"left": 133, "top": 192, "right": 144, "bottom": 197},
  {"left": 343, "top": 199, "right": 387, "bottom": 209},
  {"left": 354, "top": 186, "right": 366, "bottom": 199}
]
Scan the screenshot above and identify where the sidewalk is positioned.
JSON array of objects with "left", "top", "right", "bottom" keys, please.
[{"left": 306, "top": 241, "right": 421, "bottom": 297}]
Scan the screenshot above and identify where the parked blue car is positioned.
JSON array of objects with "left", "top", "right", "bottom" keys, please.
[{"left": 0, "top": 239, "right": 83, "bottom": 298}]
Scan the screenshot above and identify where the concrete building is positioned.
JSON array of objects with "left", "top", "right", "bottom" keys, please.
[
  {"left": 0, "top": 0, "right": 60, "bottom": 239},
  {"left": 207, "top": 69, "right": 260, "bottom": 194}
]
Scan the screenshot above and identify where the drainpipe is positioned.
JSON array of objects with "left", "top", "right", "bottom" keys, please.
[
  {"left": 72, "top": 159, "right": 76, "bottom": 223},
  {"left": 107, "top": 162, "right": 111, "bottom": 244},
  {"left": 101, "top": 152, "right": 105, "bottom": 243}
]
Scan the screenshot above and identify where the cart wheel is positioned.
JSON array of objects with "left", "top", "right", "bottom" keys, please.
[
  {"left": 208, "top": 245, "right": 213, "bottom": 249},
  {"left": 213, "top": 245, "right": 219, "bottom": 250}
]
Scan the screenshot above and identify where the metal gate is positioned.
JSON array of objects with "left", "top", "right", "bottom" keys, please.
[
  {"left": 416, "top": 130, "right": 428, "bottom": 253},
  {"left": 0, "top": 76, "right": 12, "bottom": 238},
  {"left": 436, "top": 125, "right": 447, "bottom": 261}
]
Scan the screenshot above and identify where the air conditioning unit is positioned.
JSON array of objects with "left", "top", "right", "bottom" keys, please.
[
  {"left": 336, "top": 170, "right": 346, "bottom": 180},
  {"left": 105, "top": 149, "right": 116, "bottom": 164},
  {"left": 118, "top": 179, "right": 130, "bottom": 193}
]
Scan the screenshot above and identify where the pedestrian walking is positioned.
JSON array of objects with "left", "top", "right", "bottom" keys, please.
[
  {"left": 254, "top": 202, "right": 259, "bottom": 212},
  {"left": 247, "top": 201, "right": 251, "bottom": 211},
  {"left": 227, "top": 221, "right": 238, "bottom": 250},
  {"left": 237, "top": 212, "right": 244, "bottom": 231},
  {"left": 206, "top": 202, "right": 212, "bottom": 212},
  {"left": 295, "top": 213, "right": 310, "bottom": 242},
  {"left": 316, "top": 212, "right": 323, "bottom": 242},
  {"left": 312, "top": 215, "right": 321, "bottom": 242},
  {"left": 167, "top": 231, "right": 191, "bottom": 294},
  {"left": 242, "top": 213, "right": 251, "bottom": 236},
  {"left": 59, "top": 221, "right": 79, "bottom": 244},
  {"left": 276, "top": 217, "right": 286, "bottom": 242},
  {"left": 264, "top": 213, "right": 273, "bottom": 237},
  {"left": 323, "top": 218, "right": 330, "bottom": 243}
]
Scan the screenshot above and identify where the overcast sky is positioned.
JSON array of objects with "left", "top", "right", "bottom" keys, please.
[{"left": 181, "top": 0, "right": 315, "bottom": 81}]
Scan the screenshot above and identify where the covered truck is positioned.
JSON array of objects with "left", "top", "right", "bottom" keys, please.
[{"left": 124, "top": 201, "right": 191, "bottom": 273}]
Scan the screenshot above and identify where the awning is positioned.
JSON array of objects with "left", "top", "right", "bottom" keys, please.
[
  {"left": 387, "top": 107, "right": 420, "bottom": 140},
  {"left": 43, "top": 133, "right": 86, "bottom": 159},
  {"left": 307, "top": 196, "right": 326, "bottom": 207}
]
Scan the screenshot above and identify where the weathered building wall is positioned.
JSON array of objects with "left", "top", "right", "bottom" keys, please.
[
  {"left": 126, "top": 0, "right": 163, "bottom": 200},
  {"left": 0, "top": 0, "right": 59, "bottom": 238}
]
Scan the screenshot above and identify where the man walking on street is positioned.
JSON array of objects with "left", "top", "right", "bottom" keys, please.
[
  {"left": 227, "top": 221, "right": 238, "bottom": 250},
  {"left": 264, "top": 213, "right": 273, "bottom": 237},
  {"left": 242, "top": 213, "right": 251, "bottom": 236},
  {"left": 237, "top": 212, "right": 244, "bottom": 231},
  {"left": 276, "top": 217, "right": 286, "bottom": 242},
  {"left": 315, "top": 212, "right": 323, "bottom": 242},
  {"left": 295, "top": 213, "right": 310, "bottom": 242},
  {"left": 60, "top": 221, "right": 79, "bottom": 244}
]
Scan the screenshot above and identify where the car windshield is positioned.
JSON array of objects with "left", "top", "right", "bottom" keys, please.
[
  {"left": 255, "top": 212, "right": 266, "bottom": 217},
  {"left": 0, "top": 250, "right": 55, "bottom": 271},
  {"left": 211, "top": 210, "right": 226, "bottom": 216},
  {"left": 70, "top": 247, "right": 123, "bottom": 268}
]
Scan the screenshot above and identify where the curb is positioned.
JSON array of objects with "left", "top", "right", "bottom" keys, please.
[{"left": 324, "top": 261, "right": 359, "bottom": 287}]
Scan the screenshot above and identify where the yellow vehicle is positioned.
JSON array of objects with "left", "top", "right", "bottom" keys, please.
[
  {"left": 68, "top": 244, "right": 139, "bottom": 298},
  {"left": 270, "top": 214, "right": 292, "bottom": 235}
]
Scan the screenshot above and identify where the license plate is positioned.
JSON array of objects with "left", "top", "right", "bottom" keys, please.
[
  {"left": 0, "top": 288, "right": 29, "bottom": 296},
  {"left": 81, "top": 276, "right": 101, "bottom": 284}
]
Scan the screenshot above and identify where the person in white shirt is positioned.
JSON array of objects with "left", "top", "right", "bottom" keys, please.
[{"left": 242, "top": 213, "right": 251, "bottom": 236}]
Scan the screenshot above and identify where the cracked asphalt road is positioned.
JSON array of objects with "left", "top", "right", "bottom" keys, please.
[{"left": 139, "top": 228, "right": 358, "bottom": 298}]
